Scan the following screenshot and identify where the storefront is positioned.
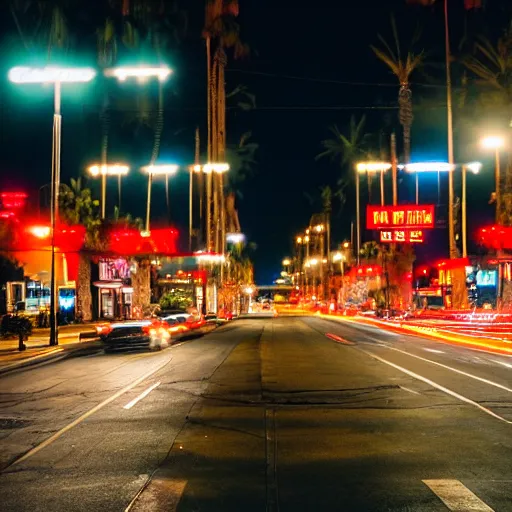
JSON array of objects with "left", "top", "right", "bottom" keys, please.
[{"left": 93, "top": 258, "right": 134, "bottom": 320}]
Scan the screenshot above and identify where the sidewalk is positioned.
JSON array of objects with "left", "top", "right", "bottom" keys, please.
[
  {"left": 319, "top": 312, "right": 512, "bottom": 356},
  {"left": 0, "top": 324, "right": 99, "bottom": 374}
]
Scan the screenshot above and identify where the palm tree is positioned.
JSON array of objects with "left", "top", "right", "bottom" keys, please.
[
  {"left": 371, "top": 16, "right": 424, "bottom": 164},
  {"left": 59, "top": 177, "right": 101, "bottom": 322},
  {"left": 316, "top": 115, "right": 372, "bottom": 200},
  {"left": 461, "top": 30, "right": 512, "bottom": 224},
  {"left": 203, "top": 0, "right": 248, "bottom": 252}
]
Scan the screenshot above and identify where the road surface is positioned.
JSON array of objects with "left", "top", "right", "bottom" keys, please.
[{"left": 0, "top": 316, "right": 511, "bottom": 511}]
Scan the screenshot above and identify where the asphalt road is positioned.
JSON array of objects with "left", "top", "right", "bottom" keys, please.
[{"left": 0, "top": 316, "right": 511, "bottom": 511}]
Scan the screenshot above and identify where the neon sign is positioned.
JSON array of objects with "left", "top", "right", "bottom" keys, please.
[
  {"left": 367, "top": 205, "right": 435, "bottom": 230},
  {"left": 380, "top": 230, "right": 424, "bottom": 243}
]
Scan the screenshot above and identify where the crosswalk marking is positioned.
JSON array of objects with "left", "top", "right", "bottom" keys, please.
[{"left": 423, "top": 479, "right": 494, "bottom": 511}]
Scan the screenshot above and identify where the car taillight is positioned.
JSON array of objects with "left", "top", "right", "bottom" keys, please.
[{"left": 96, "top": 324, "right": 112, "bottom": 336}]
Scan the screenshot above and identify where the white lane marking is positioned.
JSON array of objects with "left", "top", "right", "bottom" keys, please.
[
  {"left": 423, "top": 348, "right": 445, "bottom": 354},
  {"left": 381, "top": 345, "right": 512, "bottom": 395},
  {"left": 123, "top": 382, "right": 161, "bottom": 410},
  {"left": 360, "top": 350, "right": 512, "bottom": 424},
  {"left": 423, "top": 479, "right": 495, "bottom": 511},
  {"left": 494, "top": 360, "right": 512, "bottom": 369},
  {"left": 8, "top": 357, "right": 172, "bottom": 467},
  {"left": 399, "top": 386, "right": 420, "bottom": 395}
]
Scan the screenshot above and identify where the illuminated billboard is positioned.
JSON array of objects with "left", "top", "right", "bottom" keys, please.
[
  {"left": 380, "top": 230, "right": 424, "bottom": 244},
  {"left": 367, "top": 205, "right": 435, "bottom": 230}
]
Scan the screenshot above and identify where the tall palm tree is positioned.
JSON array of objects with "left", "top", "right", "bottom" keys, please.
[
  {"left": 203, "top": 0, "right": 248, "bottom": 251},
  {"left": 461, "top": 30, "right": 512, "bottom": 222},
  {"left": 371, "top": 16, "right": 424, "bottom": 164}
]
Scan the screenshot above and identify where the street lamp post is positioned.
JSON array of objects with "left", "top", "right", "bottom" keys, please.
[
  {"left": 88, "top": 164, "right": 130, "bottom": 218},
  {"left": 481, "top": 136, "right": 505, "bottom": 223},
  {"left": 9, "top": 66, "right": 96, "bottom": 346},
  {"left": 200, "top": 163, "right": 229, "bottom": 251},
  {"left": 355, "top": 162, "right": 392, "bottom": 266},
  {"left": 141, "top": 165, "right": 179, "bottom": 232},
  {"left": 461, "top": 162, "right": 482, "bottom": 258}
]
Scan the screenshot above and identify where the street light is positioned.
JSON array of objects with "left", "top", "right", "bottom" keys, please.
[
  {"left": 461, "top": 161, "right": 482, "bottom": 258},
  {"left": 104, "top": 65, "right": 172, "bottom": 82},
  {"left": 195, "top": 163, "right": 230, "bottom": 251},
  {"left": 88, "top": 164, "right": 129, "bottom": 217},
  {"left": 355, "top": 162, "right": 391, "bottom": 265},
  {"left": 333, "top": 251, "right": 346, "bottom": 306},
  {"left": 402, "top": 162, "right": 456, "bottom": 205},
  {"left": 356, "top": 161, "right": 391, "bottom": 206},
  {"left": 9, "top": 65, "right": 96, "bottom": 347},
  {"left": 141, "top": 164, "right": 179, "bottom": 232},
  {"left": 481, "top": 136, "right": 505, "bottom": 223}
]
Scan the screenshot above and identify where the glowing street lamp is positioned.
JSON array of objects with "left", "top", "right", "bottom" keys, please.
[
  {"left": 461, "top": 162, "right": 482, "bottom": 258},
  {"left": 401, "top": 162, "right": 456, "bottom": 206},
  {"left": 104, "top": 65, "right": 172, "bottom": 82},
  {"left": 226, "top": 232, "right": 245, "bottom": 244},
  {"left": 481, "top": 136, "right": 506, "bottom": 223},
  {"left": 141, "top": 164, "right": 179, "bottom": 232},
  {"left": 282, "top": 258, "right": 291, "bottom": 266},
  {"left": 356, "top": 161, "right": 391, "bottom": 206},
  {"left": 355, "top": 162, "right": 391, "bottom": 265},
  {"left": 195, "top": 163, "right": 230, "bottom": 251},
  {"left": 88, "top": 164, "right": 130, "bottom": 218},
  {"left": 9, "top": 65, "right": 96, "bottom": 347}
]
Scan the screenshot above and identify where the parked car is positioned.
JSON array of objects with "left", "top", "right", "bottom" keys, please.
[{"left": 97, "top": 319, "right": 170, "bottom": 353}]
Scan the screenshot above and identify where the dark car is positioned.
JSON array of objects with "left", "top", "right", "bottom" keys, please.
[{"left": 97, "top": 320, "right": 170, "bottom": 353}]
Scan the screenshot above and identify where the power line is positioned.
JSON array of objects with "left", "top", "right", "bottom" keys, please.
[{"left": 227, "top": 68, "right": 448, "bottom": 89}]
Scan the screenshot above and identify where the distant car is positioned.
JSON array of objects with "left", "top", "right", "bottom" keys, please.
[{"left": 97, "top": 320, "right": 170, "bottom": 353}]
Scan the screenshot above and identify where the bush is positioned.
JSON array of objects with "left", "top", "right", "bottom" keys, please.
[
  {"left": 1, "top": 314, "right": 32, "bottom": 339},
  {"left": 159, "top": 289, "right": 193, "bottom": 311}
]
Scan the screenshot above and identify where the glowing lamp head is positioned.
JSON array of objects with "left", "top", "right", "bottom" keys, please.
[
  {"left": 203, "top": 163, "right": 229, "bottom": 174},
  {"left": 104, "top": 65, "right": 172, "bottom": 82},
  {"left": 282, "top": 258, "right": 291, "bottom": 266},
  {"left": 226, "top": 232, "right": 245, "bottom": 244},
  {"left": 8, "top": 66, "right": 96, "bottom": 84},
  {"left": 404, "top": 162, "right": 455, "bottom": 173},
  {"left": 356, "top": 162, "right": 392, "bottom": 173},
  {"left": 481, "top": 136, "right": 505, "bottom": 150},
  {"left": 244, "top": 287, "right": 254, "bottom": 295},
  {"left": 296, "top": 236, "right": 303, "bottom": 244},
  {"left": 333, "top": 252, "right": 345, "bottom": 262},
  {"left": 142, "top": 164, "right": 179, "bottom": 175},
  {"left": 465, "top": 161, "right": 482, "bottom": 174},
  {"left": 88, "top": 164, "right": 129, "bottom": 176}
]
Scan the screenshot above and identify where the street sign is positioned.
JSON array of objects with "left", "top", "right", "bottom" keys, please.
[
  {"left": 380, "top": 230, "right": 424, "bottom": 243},
  {"left": 367, "top": 205, "right": 435, "bottom": 230}
]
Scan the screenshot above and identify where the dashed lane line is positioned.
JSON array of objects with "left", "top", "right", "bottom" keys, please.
[
  {"left": 123, "top": 382, "right": 161, "bottom": 410},
  {"left": 360, "top": 350, "right": 512, "bottom": 425},
  {"left": 5, "top": 356, "right": 173, "bottom": 469},
  {"left": 423, "top": 479, "right": 495, "bottom": 511}
]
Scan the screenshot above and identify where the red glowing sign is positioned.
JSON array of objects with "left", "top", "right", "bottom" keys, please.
[
  {"left": 1, "top": 192, "right": 27, "bottom": 209},
  {"left": 380, "top": 230, "right": 424, "bottom": 243},
  {"left": 367, "top": 205, "right": 435, "bottom": 230}
]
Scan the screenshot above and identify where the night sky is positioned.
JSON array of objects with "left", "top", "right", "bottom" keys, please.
[{"left": 0, "top": 1, "right": 508, "bottom": 283}]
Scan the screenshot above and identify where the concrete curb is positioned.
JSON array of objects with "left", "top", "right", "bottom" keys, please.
[{"left": 0, "top": 339, "right": 101, "bottom": 376}]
